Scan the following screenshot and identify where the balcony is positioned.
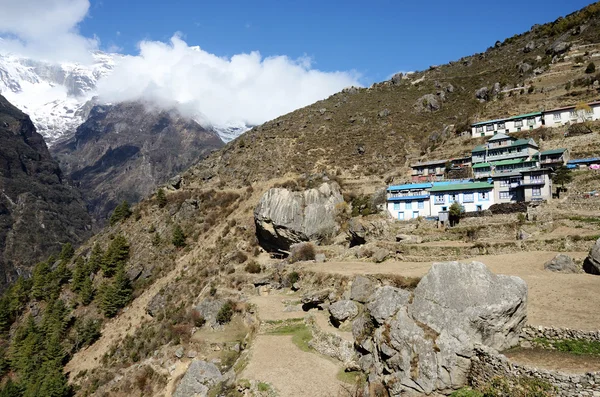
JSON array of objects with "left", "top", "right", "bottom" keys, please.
[
  {"left": 486, "top": 151, "right": 528, "bottom": 162},
  {"left": 541, "top": 157, "right": 564, "bottom": 164},
  {"left": 388, "top": 193, "right": 430, "bottom": 201},
  {"left": 521, "top": 179, "right": 545, "bottom": 187}
]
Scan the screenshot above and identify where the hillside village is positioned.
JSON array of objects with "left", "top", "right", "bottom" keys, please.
[{"left": 388, "top": 101, "right": 600, "bottom": 221}]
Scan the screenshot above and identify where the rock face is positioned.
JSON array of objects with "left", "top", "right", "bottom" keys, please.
[
  {"left": 355, "top": 261, "right": 527, "bottom": 396},
  {"left": 544, "top": 254, "right": 580, "bottom": 273},
  {"left": 195, "top": 299, "right": 226, "bottom": 328},
  {"left": 329, "top": 300, "right": 359, "bottom": 323},
  {"left": 414, "top": 94, "right": 440, "bottom": 112},
  {"left": 173, "top": 360, "right": 223, "bottom": 397},
  {"left": 254, "top": 182, "right": 344, "bottom": 253},
  {"left": 0, "top": 95, "right": 91, "bottom": 291},
  {"left": 51, "top": 102, "right": 224, "bottom": 224},
  {"left": 583, "top": 238, "right": 600, "bottom": 275}
]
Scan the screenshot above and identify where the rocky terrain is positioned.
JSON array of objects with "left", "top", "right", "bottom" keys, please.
[
  {"left": 0, "top": 94, "right": 91, "bottom": 290},
  {"left": 51, "top": 101, "right": 224, "bottom": 223},
  {"left": 0, "top": 3, "right": 600, "bottom": 397}
]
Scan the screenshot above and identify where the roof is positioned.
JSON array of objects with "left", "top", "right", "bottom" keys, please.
[
  {"left": 472, "top": 163, "right": 491, "bottom": 169},
  {"left": 543, "top": 100, "right": 600, "bottom": 114},
  {"left": 492, "top": 158, "right": 536, "bottom": 167},
  {"left": 540, "top": 148, "right": 566, "bottom": 156},
  {"left": 387, "top": 183, "right": 432, "bottom": 191},
  {"left": 430, "top": 182, "right": 493, "bottom": 192},
  {"left": 567, "top": 157, "right": 600, "bottom": 165},
  {"left": 410, "top": 159, "right": 448, "bottom": 167},
  {"left": 471, "top": 111, "right": 542, "bottom": 127},
  {"left": 512, "top": 138, "right": 538, "bottom": 147},
  {"left": 487, "top": 133, "right": 512, "bottom": 142},
  {"left": 388, "top": 195, "right": 430, "bottom": 202},
  {"left": 472, "top": 144, "right": 486, "bottom": 153}
]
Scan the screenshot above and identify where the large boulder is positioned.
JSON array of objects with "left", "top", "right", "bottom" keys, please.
[
  {"left": 350, "top": 275, "right": 376, "bottom": 303},
  {"left": 254, "top": 182, "right": 344, "bottom": 253},
  {"left": 357, "top": 261, "right": 527, "bottom": 396},
  {"left": 544, "top": 254, "right": 580, "bottom": 273},
  {"left": 195, "top": 299, "right": 226, "bottom": 328},
  {"left": 173, "top": 360, "right": 223, "bottom": 397},
  {"left": 329, "top": 300, "right": 359, "bottom": 323},
  {"left": 583, "top": 238, "right": 600, "bottom": 275},
  {"left": 547, "top": 40, "right": 570, "bottom": 55},
  {"left": 414, "top": 94, "right": 440, "bottom": 112}
]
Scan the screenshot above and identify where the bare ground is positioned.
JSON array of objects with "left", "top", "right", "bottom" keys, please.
[
  {"left": 504, "top": 348, "right": 600, "bottom": 373},
  {"left": 305, "top": 251, "right": 600, "bottom": 331}
]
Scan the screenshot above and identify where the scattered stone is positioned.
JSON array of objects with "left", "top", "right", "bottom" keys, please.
[
  {"left": 544, "top": 254, "right": 580, "bottom": 273},
  {"left": 390, "top": 73, "right": 403, "bottom": 85},
  {"left": 301, "top": 289, "right": 332, "bottom": 308},
  {"left": 371, "top": 248, "right": 389, "bottom": 263},
  {"left": 187, "top": 350, "right": 198, "bottom": 358},
  {"left": 378, "top": 109, "right": 390, "bottom": 117},
  {"left": 533, "top": 66, "right": 546, "bottom": 75},
  {"left": 347, "top": 218, "right": 367, "bottom": 246},
  {"left": 350, "top": 275, "right": 375, "bottom": 303},
  {"left": 366, "top": 286, "right": 411, "bottom": 324},
  {"left": 254, "top": 182, "right": 344, "bottom": 253},
  {"left": 475, "top": 86, "right": 489, "bottom": 102},
  {"left": 173, "top": 360, "right": 223, "bottom": 397},
  {"left": 415, "top": 94, "right": 440, "bottom": 112},
  {"left": 395, "top": 234, "right": 422, "bottom": 244},
  {"left": 518, "top": 62, "right": 532, "bottom": 74},
  {"left": 492, "top": 82, "right": 501, "bottom": 97},
  {"left": 517, "top": 229, "right": 530, "bottom": 240},
  {"left": 342, "top": 86, "right": 359, "bottom": 94},
  {"left": 319, "top": 108, "right": 327, "bottom": 115},
  {"left": 315, "top": 253, "right": 326, "bottom": 263},
  {"left": 126, "top": 265, "right": 143, "bottom": 282},
  {"left": 329, "top": 300, "right": 359, "bottom": 322},
  {"left": 446, "top": 83, "right": 454, "bottom": 93},
  {"left": 195, "top": 299, "right": 226, "bottom": 328},
  {"left": 524, "top": 41, "right": 536, "bottom": 53},
  {"left": 232, "top": 343, "right": 241, "bottom": 353},
  {"left": 548, "top": 40, "right": 570, "bottom": 55},
  {"left": 169, "top": 175, "right": 182, "bottom": 190},
  {"left": 175, "top": 347, "right": 184, "bottom": 358},
  {"left": 583, "top": 238, "right": 600, "bottom": 275},
  {"left": 356, "top": 145, "right": 365, "bottom": 155},
  {"left": 146, "top": 292, "right": 166, "bottom": 317}
]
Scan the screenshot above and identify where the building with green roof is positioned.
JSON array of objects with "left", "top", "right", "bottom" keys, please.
[{"left": 471, "top": 111, "right": 543, "bottom": 138}]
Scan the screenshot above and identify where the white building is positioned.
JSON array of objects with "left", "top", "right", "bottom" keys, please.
[
  {"left": 386, "top": 183, "right": 432, "bottom": 220},
  {"left": 428, "top": 182, "right": 495, "bottom": 217},
  {"left": 542, "top": 100, "right": 600, "bottom": 128},
  {"left": 471, "top": 112, "right": 543, "bottom": 138}
]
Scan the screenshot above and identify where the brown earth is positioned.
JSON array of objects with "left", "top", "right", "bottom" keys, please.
[{"left": 504, "top": 348, "right": 600, "bottom": 374}]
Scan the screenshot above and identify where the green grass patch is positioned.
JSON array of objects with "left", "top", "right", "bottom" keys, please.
[
  {"left": 568, "top": 216, "right": 600, "bottom": 224},
  {"left": 257, "top": 382, "right": 271, "bottom": 392},
  {"left": 535, "top": 337, "right": 600, "bottom": 356},
  {"left": 450, "top": 388, "right": 483, "bottom": 397},
  {"left": 264, "top": 317, "right": 303, "bottom": 325},
  {"left": 266, "top": 322, "right": 312, "bottom": 352}
]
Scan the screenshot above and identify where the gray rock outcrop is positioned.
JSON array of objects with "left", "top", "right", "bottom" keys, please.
[
  {"left": 544, "top": 254, "right": 579, "bottom": 273},
  {"left": 329, "top": 300, "right": 359, "bottom": 323},
  {"left": 195, "top": 299, "right": 226, "bottom": 328},
  {"left": 548, "top": 40, "right": 570, "bottom": 55},
  {"left": 583, "top": 238, "right": 600, "bottom": 275},
  {"left": 254, "top": 182, "right": 344, "bottom": 253},
  {"left": 350, "top": 276, "right": 375, "bottom": 303},
  {"left": 523, "top": 41, "right": 536, "bottom": 53},
  {"left": 517, "top": 62, "right": 532, "bottom": 74},
  {"left": 355, "top": 261, "right": 527, "bottom": 396},
  {"left": 414, "top": 94, "right": 440, "bottom": 112},
  {"left": 475, "top": 87, "right": 489, "bottom": 102},
  {"left": 173, "top": 360, "right": 223, "bottom": 397}
]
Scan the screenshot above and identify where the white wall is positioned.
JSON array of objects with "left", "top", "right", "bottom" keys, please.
[
  {"left": 471, "top": 116, "right": 543, "bottom": 138},
  {"left": 429, "top": 190, "right": 494, "bottom": 217},
  {"left": 543, "top": 104, "right": 600, "bottom": 128},
  {"left": 387, "top": 199, "right": 431, "bottom": 220}
]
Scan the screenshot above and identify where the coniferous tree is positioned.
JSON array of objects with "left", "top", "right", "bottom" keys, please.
[
  {"left": 71, "top": 256, "right": 87, "bottom": 292},
  {"left": 156, "top": 188, "right": 167, "bottom": 208},
  {"left": 0, "top": 379, "right": 23, "bottom": 397},
  {"left": 53, "top": 261, "right": 71, "bottom": 287},
  {"left": 109, "top": 200, "right": 132, "bottom": 226},
  {"left": 79, "top": 274, "right": 94, "bottom": 306},
  {"left": 99, "top": 265, "right": 132, "bottom": 318},
  {"left": 58, "top": 243, "right": 74, "bottom": 262},
  {"left": 102, "top": 235, "right": 129, "bottom": 277},
  {"left": 8, "top": 277, "right": 31, "bottom": 316},
  {"left": 0, "top": 297, "right": 11, "bottom": 334},
  {"left": 172, "top": 224, "right": 186, "bottom": 248},
  {"left": 30, "top": 261, "right": 51, "bottom": 301},
  {"left": 87, "top": 243, "right": 104, "bottom": 274}
]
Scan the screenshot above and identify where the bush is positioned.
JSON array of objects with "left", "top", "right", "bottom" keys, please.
[
  {"left": 172, "top": 224, "right": 186, "bottom": 248},
  {"left": 109, "top": 200, "right": 132, "bottom": 226},
  {"left": 586, "top": 62, "right": 596, "bottom": 74},
  {"left": 450, "top": 388, "right": 483, "bottom": 397},
  {"left": 216, "top": 302, "right": 234, "bottom": 324},
  {"left": 288, "top": 271, "right": 300, "bottom": 285},
  {"left": 156, "top": 188, "right": 167, "bottom": 208},
  {"left": 244, "top": 261, "right": 261, "bottom": 274},
  {"left": 289, "top": 242, "right": 316, "bottom": 263}
]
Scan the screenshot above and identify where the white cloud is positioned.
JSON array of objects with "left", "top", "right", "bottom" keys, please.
[
  {"left": 0, "top": 0, "right": 361, "bottom": 129},
  {"left": 0, "top": 0, "right": 98, "bottom": 63},
  {"left": 97, "top": 35, "right": 360, "bottom": 128}
]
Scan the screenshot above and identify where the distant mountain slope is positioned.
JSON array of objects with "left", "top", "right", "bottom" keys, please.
[
  {"left": 51, "top": 101, "right": 224, "bottom": 223},
  {"left": 0, "top": 94, "right": 91, "bottom": 290}
]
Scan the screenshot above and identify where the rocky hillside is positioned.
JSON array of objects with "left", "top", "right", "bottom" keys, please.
[
  {"left": 51, "top": 102, "right": 224, "bottom": 223},
  {"left": 0, "top": 95, "right": 91, "bottom": 290}
]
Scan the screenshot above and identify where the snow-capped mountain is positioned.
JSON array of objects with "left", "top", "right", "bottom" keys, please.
[{"left": 0, "top": 52, "right": 248, "bottom": 145}]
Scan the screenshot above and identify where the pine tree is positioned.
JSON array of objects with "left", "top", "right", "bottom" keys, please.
[
  {"left": 151, "top": 232, "right": 162, "bottom": 247},
  {"left": 8, "top": 277, "right": 31, "bottom": 316},
  {"left": 0, "top": 297, "right": 11, "bottom": 334},
  {"left": 87, "top": 243, "right": 104, "bottom": 274},
  {"left": 79, "top": 275, "right": 94, "bottom": 306},
  {"left": 71, "top": 256, "right": 87, "bottom": 292},
  {"left": 102, "top": 234, "right": 129, "bottom": 277},
  {"left": 53, "top": 261, "right": 71, "bottom": 286},
  {"left": 172, "top": 224, "right": 186, "bottom": 248},
  {"left": 99, "top": 265, "right": 132, "bottom": 318},
  {"left": 156, "top": 188, "right": 167, "bottom": 208},
  {"left": 37, "top": 367, "right": 70, "bottom": 397},
  {"left": 58, "top": 243, "right": 74, "bottom": 262},
  {"left": 30, "top": 261, "right": 51, "bottom": 300},
  {"left": 109, "top": 200, "right": 132, "bottom": 226}
]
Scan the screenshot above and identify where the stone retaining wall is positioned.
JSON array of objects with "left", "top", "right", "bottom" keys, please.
[
  {"left": 520, "top": 325, "right": 600, "bottom": 344},
  {"left": 470, "top": 345, "right": 600, "bottom": 397}
]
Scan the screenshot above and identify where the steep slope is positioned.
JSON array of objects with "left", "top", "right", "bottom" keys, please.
[
  {"left": 0, "top": 94, "right": 91, "bottom": 290},
  {"left": 51, "top": 102, "right": 224, "bottom": 223}
]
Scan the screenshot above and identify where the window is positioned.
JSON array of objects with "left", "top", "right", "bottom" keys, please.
[
  {"left": 514, "top": 120, "right": 523, "bottom": 127},
  {"left": 497, "top": 122, "right": 505, "bottom": 129},
  {"left": 393, "top": 203, "right": 400, "bottom": 210},
  {"left": 499, "top": 179, "right": 510, "bottom": 187},
  {"left": 531, "top": 173, "right": 543, "bottom": 182},
  {"left": 450, "top": 193, "right": 458, "bottom": 202},
  {"left": 553, "top": 113, "right": 561, "bottom": 121},
  {"left": 527, "top": 118, "right": 535, "bottom": 126},
  {"left": 500, "top": 191, "right": 511, "bottom": 199},
  {"left": 418, "top": 201, "right": 424, "bottom": 209},
  {"left": 434, "top": 195, "right": 445, "bottom": 205},
  {"left": 569, "top": 110, "right": 576, "bottom": 118},
  {"left": 480, "top": 133, "right": 485, "bottom": 137},
  {"left": 479, "top": 192, "right": 489, "bottom": 200},
  {"left": 486, "top": 124, "right": 494, "bottom": 132},
  {"left": 476, "top": 205, "right": 483, "bottom": 211},
  {"left": 476, "top": 126, "right": 484, "bottom": 132},
  {"left": 463, "top": 193, "right": 474, "bottom": 203},
  {"left": 532, "top": 187, "right": 541, "bottom": 196},
  {"left": 405, "top": 201, "right": 412, "bottom": 210}
]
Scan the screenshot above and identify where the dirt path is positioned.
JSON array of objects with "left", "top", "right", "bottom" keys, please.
[
  {"left": 241, "top": 335, "right": 344, "bottom": 397},
  {"left": 306, "top": 251, "right": 600, "bottom": 331},
  {"left": 505, "top": 348, "right": 600, "bottom": 374}
]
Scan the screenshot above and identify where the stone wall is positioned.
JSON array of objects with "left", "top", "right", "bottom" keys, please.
[
  {"left": 470, "top": 345, "right": 600, "bottom": 397},
  {"left": 520, "top": 325, "right": 600, "bottom": 344}
]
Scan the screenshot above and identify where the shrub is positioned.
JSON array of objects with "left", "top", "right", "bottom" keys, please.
[
  {"left": 244, "top": 261, "right": 261, "bottom": 274},
  {"left": 288, "top": 271, "right": 300, "bottom": 285},
  {"left": 190, "top": 310, "right": 206, "bottom": 328},
  {"left": 527, "top": 85, "right": 534, "bottom": 94},
  {"left": 289, "top": 242, "right": 316, "bottom": 263},
  {"left": 231, "top": 251, "right": 248, "bottom": 264},
  {"left": 586, "top": 62, "right": 596, "bottom": 74},
  {"left": 450, "top": 388, "right": 483, "bottom": 397},
  {"left": 109, "top": 200, "right": 132, "bottom": 226},
  {"left": 216, "top": 302, "right": 234, "bottom": 324},
  {"left": 156, "top": 188, "right": 167, "bottom": 208},
  {"left": 172, "top": 224, "right": 186, "bottom": 248}
]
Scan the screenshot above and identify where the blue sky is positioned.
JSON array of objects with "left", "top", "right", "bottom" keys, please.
[{"left": 82, "top": 0, "right": 594, "bottom": 84}]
